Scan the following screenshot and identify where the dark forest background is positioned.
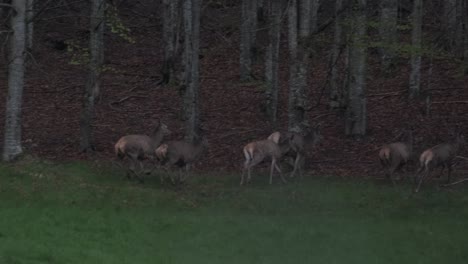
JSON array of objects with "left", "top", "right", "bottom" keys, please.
[{"left": 1, "top": 0, "right": 467, "bottom": 176}]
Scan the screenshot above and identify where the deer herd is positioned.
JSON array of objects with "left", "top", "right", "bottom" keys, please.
[{"left": 114, "top": 119, "right": 465, "bottom": 193}]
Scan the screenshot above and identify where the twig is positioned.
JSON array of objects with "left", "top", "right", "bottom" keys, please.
[
  {"left": 431, "top": 101, "right": 468, "bottom": 104},
  {"left": 368, "top": 90, "right": 405, "bottom": 97},
  {"left": 441, "top": 178, "right": 468, "bottom": 187},
  {"left": 215, "top": 129, "right": 263, "bottom": 140}
]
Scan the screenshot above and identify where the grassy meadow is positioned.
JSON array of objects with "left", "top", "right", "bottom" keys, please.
[{"left": 1, "top": 159, "right": 468, "bottom": 263}]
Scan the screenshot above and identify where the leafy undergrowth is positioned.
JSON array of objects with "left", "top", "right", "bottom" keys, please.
[{"left": 1, "top": 160, "right": 468, "bottom": 263}]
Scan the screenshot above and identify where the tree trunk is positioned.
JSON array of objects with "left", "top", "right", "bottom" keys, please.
[
  {"left": 79, "top": 0, "right": 105, "bottom": 152},
  {"left": 310, "top": 0, "right": 320, "bottom": 33},
  {"left": 463, "top": 0, "right": 468, "bottom": 74},
  {"left": 240, "top": 0, "right": 257, "bottom": 81},
  {"left": 288, "top": 0, "right": 315, "bottom": 131},
  {"left": 183, "top": 0, "right": 202, "bottom": 142},
  {"left": 345, "top": 0, "right": 367, "bottom": 137},
  {"left": 25, "top": 0, "right": 33, "bottom": 50},
  {"left": 161, "top": 0, "right": 181, "bottom": 85},
  {"left": 442, "top": 0, "right": 457, "bottom": 51},
  {"left": 379, "top": 0, "right": 398, "bottom": 72},
  {"left": 3, "top": 0, "right": 26, "bottom": 161},
  {"left": 454, "top": 0, "right": 465, "bottom": 58},
  {"left": 408, "top": 0, "right": 422, "bottom": 99},
  {"left": 329, "top": 0, "right": 344, "bottom": 109},
  {"left": 265, "top": 0, "right": 281, "bottom": 124},
  {"left": 288, "top": 0, "right": 299, "bottom": 130}
]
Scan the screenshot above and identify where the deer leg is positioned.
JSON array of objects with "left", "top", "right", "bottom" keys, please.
[
  {"left": 275, "top": 162, "right": 287, "bottom": 184},
  {"left": 181, "top": 164, "right": 191, "bottom": 182},
  {"left": 389, "top": 166, "right": 397, "bottom": 188},
  {"left": 415, "top": 167, "right": 430, "bottom": 193},
  {"left": 446, "top": 165, "right": 452, "bottom": 184},
  {"left": 437, "top": 166, "right": 445, "bottom": 178},
  {"left": 290, "top": 154, "right": 301, "bottom": 178},
  {"left": 269, "top": 159, "right": 276, "bottom": 185},
  {"left": 240, "top": 158, "right": 250, "bottom": 186}
]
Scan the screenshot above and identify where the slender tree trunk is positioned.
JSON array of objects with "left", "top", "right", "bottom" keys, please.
[
  {"left": 79, "top": 0, "right": 105, "bottom": 152},
  {"left": 345, "top": 0, "right": 367, "bottom": 137},
  {"left": 183, "top": 0, "right": 202, "bottom": 142},
  {"left": 443, "top": 0, "right": 457, "bottom": 51},
  {"left": 329, "top": 0, "right": 344, "bottom": 108},
  {"left": 454, "top": 0, "right": 465, "bottom": 58},
  {"left": 240, "top": 0, "right": 257, "bottom": 81},
  {"left": 409, "top": 0, "right": 422, "bottom": 99},
  {"left": 288, "top": 0, "right": 299, "bottom": 130},
  {"left": 265, "top": 0, "right": 281, "bottom": 124},
  {"left": 161, "top": 0, "right": 181, "bottom": 85},
  {"left": 25, "top": 0, "right": 33, "bottom": 50},
  {"left": 3, "top": 0, "right": 26, "bottom": 161},
  {"left": 310, "top": 0, "right": 320, "bottom": 33},
  {"left": 379, "top": 0, "right": 397, "bottom": 72},
  {"left": 463, "top": 0, "right": 468, "bottom": 74},
  {"left": 288, "top": 0, "right": 315, "bottom": 131}
]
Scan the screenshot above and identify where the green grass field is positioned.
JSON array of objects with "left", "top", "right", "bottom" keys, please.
[{"left": 1, "top": 159, "right": 468, "bottom": 264}]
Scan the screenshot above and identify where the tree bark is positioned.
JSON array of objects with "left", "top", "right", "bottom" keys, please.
[
  {"left": 265, "top": 0, "right": 282, "bottom": 124},
  {"left": 3, "top": 0, "right": 26, "bottom": 161},
  {"left": 161, "top": 0, "right": 181, "bottom": 85},
  {"left": 408, "top": 0, "right": 422, "bottom": 99},
  {"left": 240, "top": 0, "right": 257, "bottom": 81},
  {"left": 288, "top": 0, "right": 299, "bottom": 130},
  {"left": 442, "top": 0, "right": 457, "bottom": 51},
  {"left": 25, "top": 0, "right": 33, "bottom": 50},
  {"left": 310, "top": 0, "right": 320, "bottom": 33},
  {"left": 183, "top": 0, "right": 202, "bottom": 142},
  {"left": 79, "top": 0, "right": 105, "bottom": 152},
  {"left": 329, "top": 0, "right": 344, "bottom": 109},
  {"left": 463, "top": 0, "right": 468, "bottom": 74},
  {"left": 288, "top": 0, "right": 315, "bottom": 131},
  {"left": 345, "top": 0, "right": 367, "bottom": 137},
  {"left": 379, "top": 0, "right": 397, "bottom": 72}
]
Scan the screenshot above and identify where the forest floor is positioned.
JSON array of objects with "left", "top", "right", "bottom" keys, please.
[
  {"left": 0, "top": 2, "right": 468, "bottom": 178},
  {"left": 1, "top": 160, "right": 468, "bottom": 263}
]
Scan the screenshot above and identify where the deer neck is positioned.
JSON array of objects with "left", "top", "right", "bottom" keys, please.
[{"left": 151, "top": 129, "right": 164, "bottom": 147}]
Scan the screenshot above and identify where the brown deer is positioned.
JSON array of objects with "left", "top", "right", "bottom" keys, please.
[
  {"left": 414, "top": 132, "right": 465, "bottom": 193},
  {"left": 240, "top": 136, "right": 290, "bottom": 186},
  {"left": 155, "top": 136, "right": 209, "bottom": 184},
  {"left": 378, "top": 130, "right": 413, "bottom": 186},
  {"left": 114, "top": 119, "right": 171, "bottom": 182},
  {"left": 267, "top": 124, "right": 322, "bottom": 178}
]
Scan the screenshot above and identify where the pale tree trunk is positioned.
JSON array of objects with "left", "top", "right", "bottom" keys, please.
[
  {"left": 409, "top": 0, "right": 422, "bottom": 99},
  {"left": 80, "top": 0, "right": 105, "bottom": 152},
  {"left": 379, "top": 0, "right": 397, "bottom": 72},
  {"left": 265, "top": 0, "right": 282, "bottom": 124},
  {"left": 288, "top": 0, "right": 299, "bottom": 130},
  {"left": 329, "top": 0, "right": 344, "bottom": 109},
  {"left": 161, "top": 0, "right": 181, "bottom": 85},
  {"left": 240, "top": 0, "right": 257, "bottom": 81},
  {"left": 25, "top": 0, "right": 33, "bottom": 50},
  {"left": 3, "top": 0, "right": 26, "bottom": 161},
  {"left": 345, "top": 0, "right": 367, "bottom": 137},
  {"left": 183, "top": 0, "right": 202, "bottom": 142},
  {"left": 288, "top": 0, "right": 315, "bottom": 131}
]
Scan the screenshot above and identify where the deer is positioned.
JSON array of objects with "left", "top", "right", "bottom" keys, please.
[
  {"left": 267, "top": 124, "right": 322, "bottom": 178},
  {"left": 114, "top": 119, "right": 171, "bottom": 183},
  {"left": 414, "top": 131, "right": 465, "bottom": 193},
  {"left": 378, "top": 130, "right": 413, "bottom": 186},
  {"left": 155, "top": 136, "right": 209, "bottom": 184},
  {"left": 240, "top": 135, "right": 290, "bottom": 186}
]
